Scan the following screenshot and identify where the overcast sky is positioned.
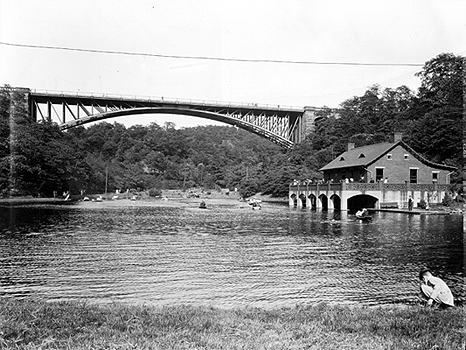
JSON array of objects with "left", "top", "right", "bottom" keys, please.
[{"left": 1, "top": 0, "right": 464, "bottom": 128}]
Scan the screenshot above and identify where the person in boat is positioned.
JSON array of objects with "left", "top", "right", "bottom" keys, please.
[
  {"left": 248, "top": 197, "right": 261, "bottom": 209},
  {"left": 355, "top": 208, "right": 369, "bottom": 219},
  {"left": 199, "top": 200, "right": 207, "bottom": 209},
  {"left": 419, "top": 268, "right": 454, "bottom": 308},
  {"left": 252, "top": 202, "right": 261, "bottom": 209}
]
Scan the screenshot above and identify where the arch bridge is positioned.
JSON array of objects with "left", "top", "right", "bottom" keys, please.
[{"left": 27, "top": 90, "right": 328, "bottom": 150}]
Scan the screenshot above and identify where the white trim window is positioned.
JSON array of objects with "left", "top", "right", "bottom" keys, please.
[
  {"left": 409, "top": 167, "right": 419, "bottom": 183},
  {"left": 375, "top": 167, "right": 385, "bottom": 182}
]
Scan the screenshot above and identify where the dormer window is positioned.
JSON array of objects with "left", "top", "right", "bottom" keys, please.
[
  {"left": 387, "top": 154, "right": 392, "bottom": 160},
  {"left": 358, "top": 153, "right": 365, "bottom": 158},
  {"left": 340, "top": 157, "right": 345, "bottom": 161}
]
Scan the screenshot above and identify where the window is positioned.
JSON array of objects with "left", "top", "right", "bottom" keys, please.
[
  {"left": 387, "top": 154, "right": 392, "bottom": 160},
  {"left": 432, "top": 172, "right": 439, "bottom": 183},
  {"left": 410, "top": 168, "right": 418, "bottom": 183},
  {"left": 375, "top": 168, "right": 384, "bottom": 182},
  {"left": 340, "top": 157, "right": 345, "bottom": 161},
  {"left": 358, "top": 153, "right": 365, "bottom": 158},
  {"left": 404, "top": 154, "right": 409, "bottom": 160}
]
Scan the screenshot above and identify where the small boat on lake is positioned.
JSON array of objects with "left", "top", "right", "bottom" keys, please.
[
  {"left": 248, "top": 197, "right": 262, "bottom": 210},
  {"left": 251, "top": 203, "right": 261, "bottom": 210},
  {"left": 355, "top": 208, "right": 372, "bottom": 221}
]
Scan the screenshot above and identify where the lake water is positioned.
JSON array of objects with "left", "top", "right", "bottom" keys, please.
[{"left": 0, "top": 200, "right": 464, "bottom": 308}]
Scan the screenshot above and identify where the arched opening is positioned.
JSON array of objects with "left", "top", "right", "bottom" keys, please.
[
  {"left": 60, "top": 107, "right": 294, "bottom": 149},
  {"left": 299, "top": 194, "right": 307, "bottom": 208},
  {"left": 347, "top": 194, "right": 378, "bottom": 213},
  {"left": 290, "top": 193, "right": 297, "bottom": 207},
  {"left": 319, "top": 194, "right": 328, "bottom": 211},
  {"left": 330, "top": 194, "right": 341, "bottom": 211},
  {"left": 309, "top": 194, "right": 317, "bottom": 210}
]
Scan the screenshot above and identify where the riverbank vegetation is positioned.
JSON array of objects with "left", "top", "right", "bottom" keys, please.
[
  {"left": 1, "top": 300, "right": 464, "bottom": 350},
  {"left": 0, "top": 53, "right": 463, "bottom": 200}
]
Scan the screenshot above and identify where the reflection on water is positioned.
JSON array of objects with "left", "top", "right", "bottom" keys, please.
[{"left": 0, "top": 201, "right": 464, "bottom": 308}]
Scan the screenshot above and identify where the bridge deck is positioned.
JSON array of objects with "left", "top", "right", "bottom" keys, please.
[{"left": 29, "top": 90, "right": 304, "bottom": 116}]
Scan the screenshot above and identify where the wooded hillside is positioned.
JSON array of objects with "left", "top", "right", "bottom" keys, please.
[{"left": 0, "top": 53, "right": 463, "bottom": 199}]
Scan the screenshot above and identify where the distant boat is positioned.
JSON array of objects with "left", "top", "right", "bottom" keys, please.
[
  {"left": 248, "top": 198, "right": 262, "bottom": 204},
  {"left": 248, "top": 197, "right": 262, "bottom": 210}
]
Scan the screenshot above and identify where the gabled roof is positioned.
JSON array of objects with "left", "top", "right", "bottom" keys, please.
[
  {"left": 319, "top": 141, "right": 456, "bottom": 172},
  {"left": 320, "top": 142, "right": 395, "bottom": 171}
]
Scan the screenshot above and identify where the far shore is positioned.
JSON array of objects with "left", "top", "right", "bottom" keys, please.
[
  {"left": 0, "top": 191, "right": 288, "bottom": 210},
  {"left": 1, "top": 193, "right": 462, "bottom": 215},
  {"left": 0, "top": 197, "right": 71, "bottom": 205},
  {"left": 0, "top": 191, "right": 289, "bottom": 207}
]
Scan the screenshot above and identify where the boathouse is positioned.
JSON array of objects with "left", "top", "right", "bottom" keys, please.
[{"left": 289, "top": 134, "right": 456, "bottom": 211}]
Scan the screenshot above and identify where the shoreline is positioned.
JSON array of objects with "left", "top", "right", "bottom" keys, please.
[
  {"left": 0, "top": 197, "right": 71, "bottom": 205},
  {"left": 1, "top": 299, "right": 464, "bottom": 350},
  {"left": 373, "top": 207, "right": 464, "bottom": 215},
  {"left": 0, "top": 194, "right": 460, "bottom": 215},
  {"left": 1, "top": 195, "right": 462, "bottom": 216},
  {"left": 0, "top": 193, "right": 289, "bottom": 206}
]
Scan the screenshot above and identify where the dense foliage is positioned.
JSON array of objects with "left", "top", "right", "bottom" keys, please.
[
  {"left": 307, "top": 53, "right": 464, "bottom": 168},
  {"left": 0, "top": 53, "right": 463, "bottom": 198}
]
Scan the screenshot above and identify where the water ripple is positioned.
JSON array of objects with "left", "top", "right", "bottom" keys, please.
[{"left": 0, "top": 202, "right": 464, "bottom": 307}]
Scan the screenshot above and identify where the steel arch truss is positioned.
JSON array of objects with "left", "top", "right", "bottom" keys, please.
[{"left": 29, "top": 92, "right": 305, "bottom": 149}]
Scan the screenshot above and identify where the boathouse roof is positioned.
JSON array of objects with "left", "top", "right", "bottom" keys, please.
[{"left": 319, "top": 140, "right": 456, "bottom": 172}]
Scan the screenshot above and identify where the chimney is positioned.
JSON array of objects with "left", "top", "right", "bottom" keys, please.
[
  {"left": 393, "top": 132, "right": 403, "bottom": 142},
  {"left": 347, "top": 143, "right": 355, "bottom": 151}
]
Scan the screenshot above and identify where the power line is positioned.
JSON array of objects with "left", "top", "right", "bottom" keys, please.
[{"left": 0, "top": 41, "right": 424, "bottom": 67}]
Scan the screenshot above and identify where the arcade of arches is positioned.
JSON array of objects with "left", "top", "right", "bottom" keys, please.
[
  {"left": 290, "top": 181, "right": 452, "bottom": 212},
  {"left": 291, "top": 193, "right": 377, "bottom": 212}
]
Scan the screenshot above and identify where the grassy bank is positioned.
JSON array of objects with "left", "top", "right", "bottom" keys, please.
[{"left": 1, "top": 300, "right": 464, "bottom": 350}]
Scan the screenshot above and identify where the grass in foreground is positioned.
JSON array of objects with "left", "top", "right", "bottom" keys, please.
[{"left": 0, "top": 300, "right": 464, "bottom": 350}]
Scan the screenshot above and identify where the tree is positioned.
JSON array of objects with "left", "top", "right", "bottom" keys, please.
[
  {"left": 11, "top": 122, "right": 81, "bottom": 196},
  {"left": 408, "top": 106, "right": 462, "bottom": 166},
  {"left": 415, "top": 53, "right": 464, "bottom": 110},
  {"left": 0, "top": 86, "right": 85, "bottom": 197},
  {"left": 407, "top": 53, "right": 464, "bottom": 169},
  {"left": 238, "top": 177, "right": 260, "bottom": 199}
]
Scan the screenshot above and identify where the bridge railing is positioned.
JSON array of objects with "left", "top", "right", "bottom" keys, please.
[{"left": 29, "top": 88, "right": 304, "bottom": 112}]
